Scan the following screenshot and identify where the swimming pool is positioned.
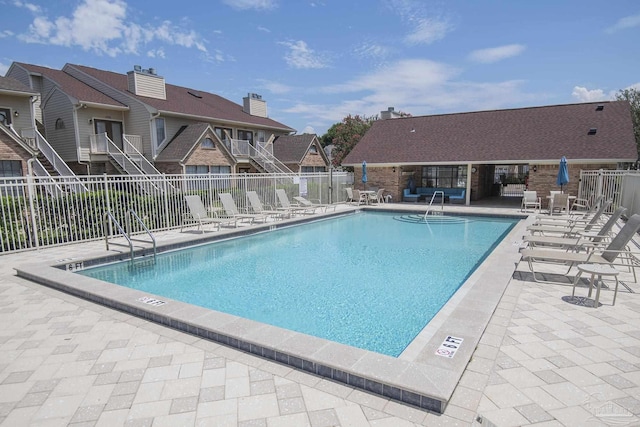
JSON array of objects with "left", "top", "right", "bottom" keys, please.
[{"left": 78, "top": 212, "right": 517, "bottom": 357}]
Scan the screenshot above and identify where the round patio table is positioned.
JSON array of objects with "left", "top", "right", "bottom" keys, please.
[{"left": 572, "top": 263, "right": 620, "bottom": 307}]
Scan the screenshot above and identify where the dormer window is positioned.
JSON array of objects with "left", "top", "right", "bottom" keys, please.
[
  {"left": 201, "top": 137, "right": 215, "bottom": 149},
  {"left": 309, "top": 145, "right": 318, "bottom": 154},
  {"left": 588, "top": 128, "right": 597, "bottom": 135},
  {"left": 55, "top": 118, "right": 65, "bottom": 129}
]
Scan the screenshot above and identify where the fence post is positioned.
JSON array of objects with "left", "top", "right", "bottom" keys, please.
[
  {"left": 596, "top": 169, "right": 604, "bottom": 202},
  {"left": 26, "top": 174, "right": 39, "bottom": 250}
]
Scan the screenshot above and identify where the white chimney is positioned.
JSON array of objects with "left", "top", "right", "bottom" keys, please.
[
  {"left": 381, "top": 107, "right": 402, "bottom": 120},
  {"left": 243, "top": 93, "right": 267, "bottom": 117},
  {"left": 127, "top": 67, "right": 166, "bottom": 100}
]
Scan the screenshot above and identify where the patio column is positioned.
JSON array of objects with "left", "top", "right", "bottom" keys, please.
[{"left": 466, "top": 163, "right": 472, "bottom": 205}]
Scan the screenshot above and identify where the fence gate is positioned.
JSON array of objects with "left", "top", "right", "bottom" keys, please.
[{"left": 578, "top": 170, "right": 640, "bottom": 216}]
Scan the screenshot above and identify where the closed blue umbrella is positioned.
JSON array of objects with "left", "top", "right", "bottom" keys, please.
[
  {"left": 361, "top": 161, "right": 368, "bottom": 190},
  {"left": 556, "top": 156, "right": 569, "bottom": 192}
]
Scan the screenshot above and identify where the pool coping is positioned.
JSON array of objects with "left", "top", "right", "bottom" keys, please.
[{"left": 14, "top": 208, "right": 528, "bottom": 414}]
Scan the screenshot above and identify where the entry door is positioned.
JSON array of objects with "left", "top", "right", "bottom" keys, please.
[{"left": 95, "top": 120, "right": 123, "bottom": 150}]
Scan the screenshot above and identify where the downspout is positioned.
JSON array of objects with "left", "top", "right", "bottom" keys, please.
[{"left": 150, "top": 112, "right": 161, "bottom": 160}]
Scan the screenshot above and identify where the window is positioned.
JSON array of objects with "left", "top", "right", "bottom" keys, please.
[
  {"left": 0, "top": 160, "right": 22, "bottom": 177},
  {"left": 256, "top": 130, "right": 266, "bottom": 143},
  {"left": 237, "top": 130, "right": 254, "bottom": 145},
  {"left": 308, "top": 145, "right": 318, "bottom": 154},
  {"left": 155, "top": 117, "right": 166, "bottom": 147},
  {"left": 55, "top": 118, "right": 65, "bottom": 129},
  {"left": 214, "top": 127, "right": 232, "bottom": 142},
  {"left": 301, "top": 166, "right": 326, "bottom": 173},
  {"left": 0, "top": 108, "right": 11, "bottom": 126},
  {"left": 201, "top": 137, "right": 215, "bottom": 149},
  {"left": 421, "top": 166, "right": 467, "bottom": 188},
  {"left": 185, "top": 165, "right": 231, "bottom": 174}
]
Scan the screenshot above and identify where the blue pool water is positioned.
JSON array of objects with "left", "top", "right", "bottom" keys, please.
[{"left": 79, "top": 212, "right": 517, "bottom": 357}]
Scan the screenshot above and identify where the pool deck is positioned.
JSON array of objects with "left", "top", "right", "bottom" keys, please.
[{"left": 1, "top": 201, "right": 640, "bottom": 426}]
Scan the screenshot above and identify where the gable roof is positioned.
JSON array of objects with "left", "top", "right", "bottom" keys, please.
[
  {"left": 154, "top": 122, "right": 232, "bottom": 163},
  {"left": 0, "top": 75, "right": 37, "bottom": 96},
  {"left": 343, "top": 101, "right": 638, "bottom": 166},
  {"left": 14, "top": 63, "right": 126, "bottom": 109},
  {"left": 273, "top": 134, "right": 326, "bottom": 163},
  {"left": 65, "top": 64, "right": 294, "bottom": 133}
]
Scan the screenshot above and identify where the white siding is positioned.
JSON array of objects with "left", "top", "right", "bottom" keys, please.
[
  {"left": 42, "top": 90, "right": 77, "bottom": 161},
  {"left": 127, "top": 71, "right": 166, "bottom": 100}
]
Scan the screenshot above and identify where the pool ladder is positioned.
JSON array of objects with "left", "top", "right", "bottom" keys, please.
[
  {"left": 423, "top": 191, "right": 445, "bottom": 220},
  {"left": 104, "top": 209, "right": 157, "bottom": 263}
]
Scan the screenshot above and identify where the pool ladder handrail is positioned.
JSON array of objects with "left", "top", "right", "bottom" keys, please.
[
  {"left": 103, "top": 209, "right": 157, "bottom": 262},
  {"left": 423, "top": 191, "right": 445, "bottom": 220}
]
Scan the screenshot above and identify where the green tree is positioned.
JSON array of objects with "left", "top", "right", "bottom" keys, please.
[
  {"left": 321, "top": 114, "right": 377, "bottom": 166},
  {"left": 615, "top": 88, "right": 640, "bottom": 156}
]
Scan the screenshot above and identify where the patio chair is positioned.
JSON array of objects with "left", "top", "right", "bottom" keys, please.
[
  {"left": 519, "top": 213, "right": 640, "bottom": 283},
  {"left": 293, "top": 196, "right": 337, "bottom": 213},
  {"left": 521, "top": 191, "right": 541, "bottom": 213},
  {"left": 523, "top": 207, "right": 626, "bottom": 249},
  {"left": 182, "top": 195, "right": 237, "bottom": 233},
  {"left": 548, "top": 193, "right": 569, "bottom": 215},
  {"left": 246, "top": 191, "right": 289, "bottom": 220},
  {"left": 352, "top": 189, "right": 368, "bottom": 206},
  {"left": 535, "top": 195, "right": 604, "bottom": 221},
  {"left": 275, "top": 189, "right": 315, "bottom": 215},
  {"left": 219, "top": 193, "right": 267, "bottom": 224}
]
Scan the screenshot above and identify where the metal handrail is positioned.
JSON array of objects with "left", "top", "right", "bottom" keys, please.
[
  {"left": 423, "top": 191, "right": 445, "bottom": 220},
  {"left": 103, "top": 210, "right": 157, "bottom": 262},
  {"left": 126, "top": 209, "right": 156, "bottom": 259},
  {"left": 104, "top": 212, "right": 134, "bottom": 261}
]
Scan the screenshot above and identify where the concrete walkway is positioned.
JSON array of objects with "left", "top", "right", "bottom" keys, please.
[{"left": 1, "top": 203, "right": 639, "bottom": 426}]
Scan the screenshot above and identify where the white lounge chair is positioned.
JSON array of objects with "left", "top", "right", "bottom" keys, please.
[
  {"left": 523, "top": 207, "right": 626, "bottom": 249},
  {"left": 275, "top": 189, "right": 315, "bottom": 215},
  {"left": 182, "top": 195, "right": 237, "bottom": 233},
  {"left": 527, "top": 200, "right": 611, "bottom": 236},
  {"left": 219, "top": 193, "right": 267, "bottom": 224},
  {"left": 548, "top": 193, "right": 569, "bottom": 215},
  {"left": 520, "top": 214, "right": 640, "bottom": 283},
  {"left": 293, "top": 196, "right": 337, "bottom": 213},
  {"left": 246, "top": 191, "right": 289, "bottom": 219}
]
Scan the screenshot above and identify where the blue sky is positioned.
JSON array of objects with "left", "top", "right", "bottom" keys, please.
[{"left": 1, "top": 0, "right": 639, "bottom": 135}]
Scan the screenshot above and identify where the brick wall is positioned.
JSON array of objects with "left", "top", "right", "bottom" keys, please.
[{"left": 0, "top": 132, "right": 35, "bottom": 176}]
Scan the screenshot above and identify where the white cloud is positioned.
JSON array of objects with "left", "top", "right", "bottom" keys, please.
[
  {"left": 405, "top": 18, "right": 452, "bottom": 45},
  {"left": 389, "top": 0, "right": 453, "bottom": 45},
  {"left": 0, "top": 62, "right": 9, "bottom": 75},
  {"left": 284, "top": 58, "right": 537, "bottom": 134},
  {"left": 221, "top": 0, "right": 278, "bottom": 11},
  {"left": 258, "top": 79, "right": 293, "bottom": 94},
  {"left": 468, "top": 44, "right": 526, "bottom": 64},
  {"left": 279, "top": 40, "right": 329, "bottom": 69},
  {"left": 257, "top": 26, "right": 271, "bottom": 33},
  {"left": 16, "top": 0, "right": 208, "bottom": 57},
  {"left": 13, "top": 1, "right": 42, "bottom": 14},
  {"left": 301, "top": 125, "right": 316, "bottom": 134},
  {"left": 147, "top": 48, "right": 165, "bottom": 58},
  {"left": 353, "top": 42, "right": 391, "bottom": 60},
  {"left": 0, "top": 30, "right": 14, "bottom": 38},
  {"left": 571, "top": 86, "right": 609, "bottom": 102},
  {"left": 605, "top": 13, "right": 640, "bottom": 33}
]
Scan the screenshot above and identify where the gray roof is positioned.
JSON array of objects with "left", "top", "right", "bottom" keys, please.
[
  {"left": 0, "top": 75, "right": 37, "bottom": 95},
  {"left": 273, "top": 134, "right": 324, "bottom": 163},
  {"left": 343, "top": 101, "right": 638, "bottom": 166},
  {"left": 155, "top": 123, "right": 212, "bottom": 162}
]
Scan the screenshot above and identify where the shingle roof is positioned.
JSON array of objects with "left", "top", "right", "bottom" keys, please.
[
  {"left": 15, "top": 63, "right": 126, "bottom": 108},
  {"left": 155, "top": 122, "right": 210, "bottom": 162},
  {"left": 0, "top": 75, "right": 37, "bottom": 95},
  {"left": 66, "top": 64, "right": 294, "bottom": 132},
  {"left": 343, "top": 101, "right": 638, "bottom": 165},
  {"left": 273, "top": 134, "right": 318, "bottom": 163}
]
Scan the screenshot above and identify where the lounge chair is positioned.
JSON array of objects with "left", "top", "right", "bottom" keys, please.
[
  {"left": 293, "top": 196, "right": 337, "bottom": 212},
  {"left": 523, "top": 207, "right": 626, "bottom": 249},
  {"left": 246, "top": 191, "right": 289, "bottom": 219},
  {"left": 275, "top": 189, "right": 315, "bottom": 215},
  {"left": 520, "top": 213, "right": 640, "bottom": 283},
  {"left": 182, "top": 195, "right": 237, "bottom": 233},
  {"left": 527, "top": 200, "right": 611, "bottom": 236},
  {"left": 345, "top": 187, "right": 354, "bottom": 203},
  {"left": 521, "top": 191, "right": 541, "bottom": 213},
  {"left": 219, "top": 193, "right": 267, "bottom": 224}
]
